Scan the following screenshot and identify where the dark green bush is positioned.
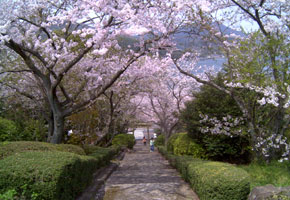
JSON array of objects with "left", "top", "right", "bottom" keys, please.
[
  {"left": 85, "top": 146, "right": 120, "bottom": 166},
  {"left": 167, "top": 133, "right": 206, "bottom": 159},
  {"left": 0, "top": 117, "right": 18, "bottom": 142},
  {"left": 202, "top": 134, "right": 251, "bottom": 163},
  {"left": 154, "top": 134, "right": 165, "bottom": 146},
  {"left": 174, "top": 156, "right": 206, "bottom": 182},
  {"left": 82, "top": 144, "right": 102, "bottom": 155},
  {"left": 188, "top": 161, "right": 250, "bottom": 200},
  {"left": 159, "top": 147, "right": 204, "bottom": 181},
  {"left": 0, "top": 141, "right": 85, "bottom": 159},
  {"left": 55, "top": 144, "right": 86, "bottom": 155},
  {"left": 112, "top": 134, "right": 135, "bottom": 149},
  {"left": 82, "top": 144, "right": 120, "bottom": 155},
  {"left": 0, "top": 151, "right": 98, "bottom": 200}
]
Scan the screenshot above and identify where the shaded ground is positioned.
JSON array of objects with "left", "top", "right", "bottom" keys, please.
[{"left": 102, "top": 140, "right": 199, "bottom": 200}]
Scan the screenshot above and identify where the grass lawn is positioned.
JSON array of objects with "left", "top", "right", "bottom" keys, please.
[{"left": 238, "top": 161, "right": 290, "bottom": 190}]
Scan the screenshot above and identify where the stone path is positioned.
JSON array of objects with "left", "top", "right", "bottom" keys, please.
[{"left": 102, "top": 141, "right": 199, "bottom": 200}]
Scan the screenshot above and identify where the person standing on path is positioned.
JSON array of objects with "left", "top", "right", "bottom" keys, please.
[
  {"left": 150, "top": 137, "right": 154, "bottom": 152},
  {"left": 143, "top": 136, "right": 147, "bottom": 146}
]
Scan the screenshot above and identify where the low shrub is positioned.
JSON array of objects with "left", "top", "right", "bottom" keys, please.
[
  {"left": 188, "top": 161, "right": 250, "bottom": 200},
  {"left": 112, "top": 134, "right": 135, "bottom": 149},
  {"left": 0, "top": 141, "right": 85, "bottom": 159},
  {"left": 82, "top": 144, "right": 120, "bottom": 155},
  {"left": 56, "top": 144, "right": 86, "bottom": 155},
  {"left": 84, "top": 145, "right": 120, "bottom": 166},
  {"left": 0, "top": 151, "right": 98, "bottom": 200},
  {"left": 82, "top": 144, "right": 102, "bottom": 155},
  {"left": 167, "top": 133, "right": 206, "bottom": 159},
  {"left": 154, "top": 134, "right": 165, "bottom": 146},
  {"left": 174, "top": 156, "right": 206, "bottom": 182}
]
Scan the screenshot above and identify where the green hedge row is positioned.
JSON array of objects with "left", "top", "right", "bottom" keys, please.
[
  {"left": 0, "top": 141, "right": 121, "bottom": 200},
  {"left": 112, "top": 134, "right": 135, "bottom": 149},
  {"left": 158, "top": 146, "right": 250, "bottom": 200},
  {"left": 0, "top": 151, "right": 98, "bottom": 200},
  {"left": 0, "top": 141, "right": 85, "bottom": 159},
  {"left": 82, "top": 145, "right": 120, "bottom": 166}
]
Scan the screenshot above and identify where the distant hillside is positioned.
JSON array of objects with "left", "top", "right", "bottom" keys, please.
[{"left": 118, "top": 24, "right": 242, "bottom": 70}]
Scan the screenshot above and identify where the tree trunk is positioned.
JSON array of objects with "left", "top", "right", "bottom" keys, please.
[
  {"left": 51, "top": 113, "right": 65, "bottom": 144},
  {"left": 46, "top": 114, "right": 54, "bottom": 143},
  {"left": 106, "top": 119, "right": 115, "bottom": 145},
  {"left": 163, "top": 125, "right": 171, "bottom": 145}
]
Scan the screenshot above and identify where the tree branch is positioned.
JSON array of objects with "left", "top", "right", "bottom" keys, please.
[
  {"left": 18, "top": 17, "right": 56, "bottom": 49},
  {"left": 5, "top": 39, "right": 46, "bottom": 80},
  {"left": 0, "top": 69, "right": 32, "bottom": 74},
  {"left": 52, "top": 45, "right": 94, "bottom": 91},
  {"left": 172, "top": 58, "right": 250, "bottom": 120},
  {"left": 230, "top": 0, "right": 268, "bottom": 36},
  {"left": 3, "top": 83, "right": 36, "bottom": 100},
  {"left": 172, "top": 59, "right": 231, "bottom": 95},
  {"left": 63, "top": 52, "right": 145, "bottom": 117}
]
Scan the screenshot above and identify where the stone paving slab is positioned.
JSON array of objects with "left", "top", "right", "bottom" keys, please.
[{"left": 102, "top": 141, "right": 199, "bottom": 200}]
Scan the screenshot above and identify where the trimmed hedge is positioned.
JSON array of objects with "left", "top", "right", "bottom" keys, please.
[
  {"left": 158, "top": 146, "right": 250, "bottom": 200},
  {"left": 0, "top": 141, "right": 85, "bottom": 159},
  {"left": 188, "top": 161, "right": 250, "bottom": 200},
  {"left": 55, "top": 144, "right": 86, "bottom": 155},
  {"left": 83, "top": 145, "right": 120, "bottom": 166},
  {"left": 0, "top": 141, "right": 121, "bottom": 199},
  {"left": 82, "top": 144, "right": 119, "bottom": 155},
  {"left": 0, "top": 151, "right": 98, "bottom": 200},
  {"left": 82, "top": 144, "right": 103, "bottom": 155},
  {"left": 112, "top": 134, "right": 135, "bottom": 149}
]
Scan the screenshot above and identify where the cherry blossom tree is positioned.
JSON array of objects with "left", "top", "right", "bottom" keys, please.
[
  {"left": 95, "top": 75, "right": 146, "bottom": 146},
  {"left": 0, "top": 0, "right": 188, "bottom": 143},
  {"left": 65, "top": 56, "right": 168, "bottom": 145},
  {"left": 133, "top": 56, "right": 194, "bottom": 142}
]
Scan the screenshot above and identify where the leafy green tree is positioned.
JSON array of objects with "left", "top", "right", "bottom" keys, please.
[{"left": 181, "top": 74, "right": 251, "bottom": 163}]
